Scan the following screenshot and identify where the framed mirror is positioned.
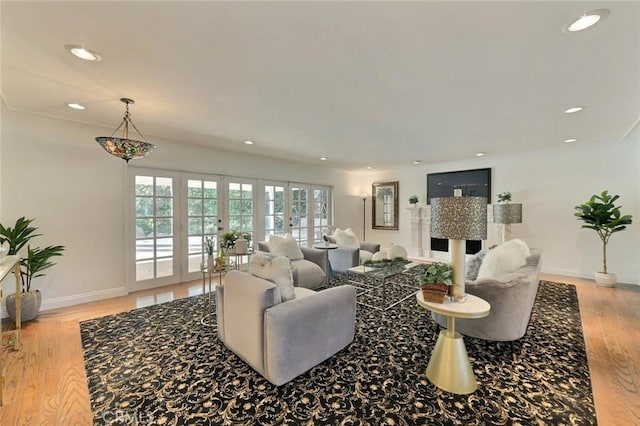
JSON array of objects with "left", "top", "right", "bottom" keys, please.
[{"left": 372, "top": 181, "right": 399, "bottom": 230}]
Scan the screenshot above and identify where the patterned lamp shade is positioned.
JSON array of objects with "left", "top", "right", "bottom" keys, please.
[
  {"left": 430, "top": 196, "right": 488, "bottom": 240},
  {"left": 493, "top": 203, "right": 523, "bottom": 224}
]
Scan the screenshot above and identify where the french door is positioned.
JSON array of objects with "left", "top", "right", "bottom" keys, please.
[{"left": 130, "top": 169, "right": 180, "bottom": 291}]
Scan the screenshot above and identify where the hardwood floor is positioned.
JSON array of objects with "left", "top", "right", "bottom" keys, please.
[{"left": 1, "top": 274, "right": 638, "bottom": 425}]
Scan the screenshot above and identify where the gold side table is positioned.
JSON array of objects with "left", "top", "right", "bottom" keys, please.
[
  {"left": 416, "top": 291, "right": 490, "bottom": 394},
  {"left": 0, "top": 255, "right": 22, "bottom": 406},
  {"left": 200, "top": 262, "right": 224, "bottom": 329}
]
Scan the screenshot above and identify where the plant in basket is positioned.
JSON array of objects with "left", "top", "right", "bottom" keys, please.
[{"left": 417, "top": 262, "right": 453, "bottom": 303}]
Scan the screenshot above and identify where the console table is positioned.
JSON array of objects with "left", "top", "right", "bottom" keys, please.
[
  {"left": 0, "top": 255, "right": 22, "bottom": 406},
  {"left": 416, "top": 291, "right": 490, "bottom": 394}
]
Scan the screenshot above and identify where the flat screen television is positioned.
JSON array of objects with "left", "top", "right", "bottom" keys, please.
[
  {"left": 427, "top": 168, "right": 491, "bottom": 254},
  {"left": 427, "top": 168, "right": 491, "bottom": 204}
]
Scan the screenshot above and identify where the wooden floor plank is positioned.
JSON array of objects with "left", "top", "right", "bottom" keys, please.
[{"left": 0, "top": 275, "right": 638, "bottom": 424}]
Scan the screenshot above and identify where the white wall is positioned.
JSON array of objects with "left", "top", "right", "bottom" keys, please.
[
  {"left": 363, "top": 140, "right": 640, "bottom": 284},
  {"left": 0, "top": 106, "right": 362, "bottom": 311}
]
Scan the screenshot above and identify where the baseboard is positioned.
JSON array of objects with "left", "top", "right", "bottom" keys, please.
[{"left": 1, "top": 286, "right": 128, "bottom": 319}]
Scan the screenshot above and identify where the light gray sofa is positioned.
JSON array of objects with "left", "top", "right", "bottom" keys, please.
[
  {"left": 325, "top": 237, "right": 381, "bottom": 273},
  {"left": 256, "top": 242, "right": 326, "bottom": 289},
  {"left": 217, "top": 270, "right": 356, "bottom": 386},
  {"left": 432, "top": 249, "right": 542, "bottom": 342}
]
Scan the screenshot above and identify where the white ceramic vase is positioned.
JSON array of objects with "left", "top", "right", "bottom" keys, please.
[{"left": 594, "top": 272, "right": 616, "bottom": 287}]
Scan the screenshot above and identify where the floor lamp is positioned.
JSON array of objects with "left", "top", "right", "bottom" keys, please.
[
  {"left": 362, "top": 195, "right": 367, "bottom": 241},
  {"left": 430, "top": 196, "right": 487, "bottom": 301},
  {"left": 493, "top": 203, "right": 522, "bottom": 243}
]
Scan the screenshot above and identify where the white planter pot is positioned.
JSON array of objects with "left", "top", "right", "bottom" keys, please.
[
  {"left": 594, "top": 272, "right": 617, "bottom": 287},
  {"left": 6, "top": 290, "right": 42, "bottom": 323}
]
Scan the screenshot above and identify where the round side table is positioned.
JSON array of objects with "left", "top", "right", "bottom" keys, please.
[
  {"left": 313, "top": 242, "right": 338, "bottom": 284},
  {"left": 416, "top": 291, "right": 490, "bottom": 394}
]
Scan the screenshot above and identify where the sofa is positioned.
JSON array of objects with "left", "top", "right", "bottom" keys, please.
[
  {"left": 217, "top": 270, "right": 356, "bottom": 385},
  {"left": 257, "top": 241, "right": 326, "bottom": 289},
  {"left": 432, "top": 248, "right": 542, "bottom": 342}
]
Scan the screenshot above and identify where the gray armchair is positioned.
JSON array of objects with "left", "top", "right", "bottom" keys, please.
[
  {"left": 432, "top": 249, "right": 542, "bottom": 342},
  {"left": 217, "top": 270, "right": 356, "bottom": 385},
  {"left": 326, "top": 237, "right": 381, "bottom": 273},
  {"left": 256, "top": 241, "right": 326, "bottom": 289}
]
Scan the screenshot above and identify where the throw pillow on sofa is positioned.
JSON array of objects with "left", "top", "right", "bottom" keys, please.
[
  {"left": 250, "top": 253, "right": 296, "bottom": 301},
  {"left": 267, "top": 233, "right": 304, "bottom": 260},
  {"left": 466, "top": 249, "right": 487, "bottom": 281},
  {"left": 334, "top": 228, "right": 359, "bottom": 248},
  {"left": 476, "top": 238, "right": 531, "bottom": 280}
]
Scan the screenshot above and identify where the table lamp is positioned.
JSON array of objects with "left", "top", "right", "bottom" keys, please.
[
  {"left": 493, "top": 203, "right": 522, "bottom": 243},
  {"left": 430, "top": 196, "right": 487, "bottom": 301}
]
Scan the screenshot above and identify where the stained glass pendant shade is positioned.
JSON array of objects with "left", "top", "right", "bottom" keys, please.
[{"left": 95, "top": 98, "right": 157, "bottom": 162}]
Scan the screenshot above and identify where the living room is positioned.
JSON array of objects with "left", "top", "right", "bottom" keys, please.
[{"left": 1, "top": 1, "right": 639, "bottom": 424}]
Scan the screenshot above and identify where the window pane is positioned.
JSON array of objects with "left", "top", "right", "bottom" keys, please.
[
  {"left": 188, "top": 218, "right": 202, "bottom": 235},
  {"left": 135, "top": 176, "right": 154, "bottom": 196},
  {"left": 188, "top": 198, "right": 203, "bottom": 216},
  {"left": 188, "top": 236, "right": 203, "bottom": 254},
  {"left": 229, "top": 199, "right": 241, "bottom": 213},
  {"left": 204, "top": 217, "right": 217, "bottom": 234},
  {"left": 156, "top": 218, "right": 173, "bottom": 237},
  {"left": 156, "top": 238, "right": 173, "bottom": 258},
  {"left": 136, "top": 260, "right": 154, "bottom": 281},
  {"left": 136, "top": 239, "right": 154, "bottom": 260},
  {"left": 156, "top": 177, "right": 173, "bottom": 197},
  {"left": 242, "top": 200, "right": 253, "bottom": 215},
  {"left": 241, "top": 185, "right": 253, "bottom": 198},
  {"left": 156, "top": 198, "right": 173, "bottom": 217},
  {"left": 136, "top": 197, "right": 153, "bottom": 217},
  {"left": 156, "top": 258, "right": 173, "bottom": 278},
  {"left": 204, "top": 199, "right": 217, "bottom": 216},
  {"left": 188, "top": 180, "right": 202, "bottom": 197},
  {"left": 136, "top": 219, "right": 153, "bottom": 238},
  {"left": 203, "top": 181, "right": 217, "bottom": 198},
  {"left": 229, "top": 216, "right": 241, "bottom": 230}
]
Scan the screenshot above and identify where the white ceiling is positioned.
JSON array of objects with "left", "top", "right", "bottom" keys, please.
[{"left": 1, "top": 1, "right": 639, "bottom": 170}]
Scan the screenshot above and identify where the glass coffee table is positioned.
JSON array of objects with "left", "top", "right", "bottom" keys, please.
[{"left": 347, "top": 262, "right": 420, "bottom": 311}]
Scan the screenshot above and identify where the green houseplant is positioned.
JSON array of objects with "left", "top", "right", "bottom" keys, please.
[
  {"left": 409, "top": 195, "right": 419, "bottom": 205},
  {"left": 417, "top": 262, "right": 453, "bottom": 303},
  {"left": 574, "top": 191, "right": 633, "bottom": 287},
  {"left": 0, "top": 217, "right": 65, "bottom": 322}
]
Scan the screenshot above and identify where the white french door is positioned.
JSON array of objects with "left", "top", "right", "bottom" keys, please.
[
  {"left": 225, "top": 178, "right": 256, "bottom": 244},
  {"left": 261, "top": 181, "right": 287, "bottom": 241},
  {"left": 129, "top": 169, "right": 181, "bottom": 290},
  {"left": 182, "top": 174, "right": 223, "bottom": 282}
]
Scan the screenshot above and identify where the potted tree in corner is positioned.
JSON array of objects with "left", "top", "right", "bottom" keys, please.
[
  {"left": 0, "top": 217, "right": 65, "bottom": 322},
  {"left": 575, "top": 191, "right": 633, "bottom": 287}
]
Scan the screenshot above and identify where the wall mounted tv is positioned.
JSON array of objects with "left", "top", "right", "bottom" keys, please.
[{"left": 427, "top": 168, "right": 491, "bottom": 204}]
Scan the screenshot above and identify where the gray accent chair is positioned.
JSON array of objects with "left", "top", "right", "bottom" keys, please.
[
  {"left": 432, "top": 249, "right": 542, "bottom": 342},
  {"left": 256, "top": 242, "right": 326, "bottom": 289},
  {"left": 217, "top": 270, "right": 357, "bottom": 386},
  {"left": 325, "top": 237, "right": 381, "bottom": 273}
]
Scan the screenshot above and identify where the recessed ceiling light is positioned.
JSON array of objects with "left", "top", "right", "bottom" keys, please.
[
  {"left": 564, "top": 106, "right": 584, "bottom": 114},
  {"left": 564, "top": 138, "right": 577, "bottom": 143},
  {"left": 564, "top": 9, "right": 609, "bottom": 32},
  {"left": 413, "top": 160, "right": 421, "bottom": 165},
  {"left": 65, "top": 44, "right": 101, "bottom": 61},
  {"left": 320, "top": 157, "right": 327, "bottom": 161},
  {"left": 67, "top": 103, "right": 85, "bottom": 110},
  {"left": 244, "top": 140, "right": 254, "bottom": 145},
  {"left": 476, "top": 152, "right": 485, "bottom": 157}
]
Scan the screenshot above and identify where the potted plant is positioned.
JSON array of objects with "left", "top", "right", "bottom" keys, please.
[
  {"left": 0, "top": 217, "right": 65, "bottom": 322},
  {"left": 417, "top": 262, "right": 453, "bottom": 303},
  {"left": 574, "top": 191, "right": 633, "bottom": 287},
  {"left": 496, "top": 192, "right": 512, "bottom": 203},
  {"left": 409, "top": 195, "right": 419, "bottom": 205}
]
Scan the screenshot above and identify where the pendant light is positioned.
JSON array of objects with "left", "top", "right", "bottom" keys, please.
[{"left": 95, "top": 98, "right": 157, "bottom": 162}]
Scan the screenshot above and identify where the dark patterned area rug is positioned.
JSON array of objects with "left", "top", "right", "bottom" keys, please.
[{"left": 80, "top": 272, "right": 596, "bottom": 425}]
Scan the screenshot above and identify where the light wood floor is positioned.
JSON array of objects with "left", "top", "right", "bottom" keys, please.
[{"left": 1, "top": 274, "right": 638, "bottom": 425}]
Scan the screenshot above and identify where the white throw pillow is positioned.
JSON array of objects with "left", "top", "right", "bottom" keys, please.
[
  {"left": 267, "top": 233, "right": 304, "bottom": 260},
  {"left": 476, "top": 238, "right": 531, "bottom": 280},
  {"left": 388, "top": 244, "right": 408, "bottom": 260},
  {"left": 250, "top": 253, "right": 296, "bottom": 301},
  {"left": 334, "top": 228, "right": 359, "bottom": 248}
]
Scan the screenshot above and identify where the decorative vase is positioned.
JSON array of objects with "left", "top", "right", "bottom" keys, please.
[
  {"left": 207, "top": 254, "right": 214, "bottom": 270},
  {"left": 6, "top": 290, "right": 42, "bottom": 323},
  {"left": 235, "top": 238, "right": 248, "bottom": 254},
  {"left": 594, "top": 272, "right": 616, "bottom": 287}
]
